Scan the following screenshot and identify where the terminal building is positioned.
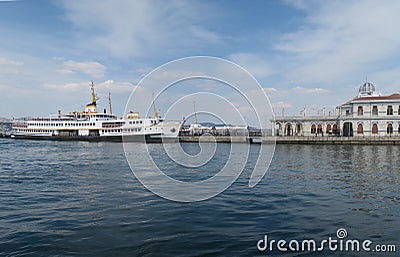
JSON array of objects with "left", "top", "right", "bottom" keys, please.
[{"left": 275, "top": 82, "right": 400, "bottom": 137}]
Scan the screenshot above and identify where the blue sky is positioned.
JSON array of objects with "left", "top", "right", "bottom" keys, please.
[{"left": 1, "top": 0, "right": 400, "bottom": 125}]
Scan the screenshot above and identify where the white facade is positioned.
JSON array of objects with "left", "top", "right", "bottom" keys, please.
[{"left": 275, "top": 82, "right": 400, "bottom": 137}]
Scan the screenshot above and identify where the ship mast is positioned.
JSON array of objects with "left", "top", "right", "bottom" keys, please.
[
  {"left": 108, "top": 92, "right": 113, "bottom": 115},
  {"left": 90, "top": 81, "right": 97, "bottom": 105},
  {"left": 152, "top": 93, "right": 159, "bottom": 119},
  {"left": 193, "top": 100, "right": 198, "bottom": 124}
]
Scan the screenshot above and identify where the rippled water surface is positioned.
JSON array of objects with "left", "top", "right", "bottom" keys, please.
[{"left": 0, "top": 139, "right": 399, "bottom": 256}]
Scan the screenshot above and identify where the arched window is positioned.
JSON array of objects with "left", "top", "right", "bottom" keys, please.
[
  {"left": 387, "top": 124, "right": 393, "bottom": 134},
  {"left": 296, "top": 123, "right": 303, "bottom": 135},
  {"left": 387, "top": 105, "right": 393, "bottom": 115},
  {"left": 317, "top": 124, "right": 323, "bottom": 134},
  {"left": 285, "top": 123, "right": 292, "bottom": 136},
  {"left": 332, "top": 124, "right": 338, "bottom": 133},
  {"left": 372, "top": 105, "right": 378, "bottom": 116},
  {"left": 326, "top": 124, "right": 331, "bottom": 133},
  {"left": 311, "top": 124, "right": 316, "bottom": 134},
  {"left": 357, "top": 124, "right": 363, "bottom": 134},
  {"left": 372, "top": 124, "right": 378, "bottom": 134},
  {"left": 357, "top": 106, "right": 363, "bottom": 116}
]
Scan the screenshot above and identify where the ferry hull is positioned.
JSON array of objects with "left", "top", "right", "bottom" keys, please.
[{"left": 11, "top": 134, "right": 178, "bottom": 143}]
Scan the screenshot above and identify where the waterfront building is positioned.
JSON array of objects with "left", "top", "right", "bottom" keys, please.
[{"left": 275, "top": 82, "right": 400, "bottom": 137}]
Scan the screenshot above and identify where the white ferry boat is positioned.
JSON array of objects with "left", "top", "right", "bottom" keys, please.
[{"left": 11, "top": 82, "right": 181, "bottom": 142}]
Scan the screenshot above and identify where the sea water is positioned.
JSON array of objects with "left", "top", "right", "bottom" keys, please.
[{"left": 0, "top": 139, "right": 399, "bottom": 256}]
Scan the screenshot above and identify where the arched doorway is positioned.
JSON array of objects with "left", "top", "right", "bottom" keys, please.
[
  {"left": 357, "top": 124, "right": 363, "bottom": 134},
  {"left": 285, "top": 123, "right": 292, "bottom": 136},
  {"left": 311, "top": 124, "right": 316, "bottom": 134},
  {"left": 387, "top": 123, "right": 393, "bottom": 134},
  {"left": 317, "top": 124, "right": 323, "bottom": 134},
  {"left": 343, "top": 122, "right": 353, "bottom": 137},
  {"left": 372, "top": 124, "right": 378, "bottom": 134},
  {"left": 332, "top": 124, "right": 338, "bottom": 135},
  {"left": 295, "top": 123, "right": 303, "bottom": 136},
  {"left": 326, "top": 124, "right": 332, "bottom": 134},
  {"left": 276, "top": 123, "right": 283, "bottom": 136}
]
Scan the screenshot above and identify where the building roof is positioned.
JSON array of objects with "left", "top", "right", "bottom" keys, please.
[
  {"left": 339, "top": 93, "right": 400, "bottom": 107},
  {"left": 353, "top": 93, "right": 400, "bottom": 102}
]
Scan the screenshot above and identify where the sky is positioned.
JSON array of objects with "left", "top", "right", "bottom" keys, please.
[{"left": 1, "top": 0, "right": 400, "bottom": 126}]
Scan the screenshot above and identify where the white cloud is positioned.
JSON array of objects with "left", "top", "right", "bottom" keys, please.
[
  {"left": 274, "top": 101, "right": 292, "bottom": 108},
  {"left": 60, "top": 1, "right": 220, "bottom": 58},
  {"left": 58, "top": 60, "right": 107, "bottom": 78},
  {"left": 276, "top": 1, "right": 400, "bottom": 85},
  {"left": 44, "top": 79, "right": 136, "bottom": 94},
  {"left": 44, "top": 82, "right": 86, "bottom": 92},
  {"left": 291, "top": 86, "right": 330, "bottom": 94},
  {"left": 263, "top": 87, "right": 277, "bottom": 93},
  {"left": 0, "top": 57, "right": 23, "bottom": 75},
  {"left": 96, "top": 79, "right": 137, "bottom": 93},
  {"left": 229, "top": 53, "right": 274, "bottom": 78},
  {"left": 189, "top": 25, "right": 221, "bottom": 44},
  {"left": 56, "top": 69, "right": 74, "bottom": 75},
  {"left": 282, "top": 0, "right": 310, "bottom": 10},
  {"left": 136, "top": 67, "right": 154, "bottom": 77}
]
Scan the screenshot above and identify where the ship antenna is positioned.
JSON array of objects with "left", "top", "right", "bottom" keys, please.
[
  {"left": 193, "top": 100, "right": 198, "bottom": 124},
  {"left": 90, "top": 81, "right": 97, "bottom": 105},
  {"left": 108, "top": 92, "right": 113, "bottom": 115},
  {"left": 152, "top": 92, "right": 159, "bottom": 119}
]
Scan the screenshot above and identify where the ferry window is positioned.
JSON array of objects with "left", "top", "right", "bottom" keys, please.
[
  {"left": 345, "top": 110, "right": 350, "bottom": 116},
  {"left": 398, "top": 106, "right": 400, "bottom": 115},
  {"left": 140, "top": 121, "right": 142, "bottom": 124},
  {"left": 387, "top": 105, "right": 393, "bottom": 115},
  {"left": 357, "top": 106, "right": 363, "bottom": 116},
  {"left": 372, "top": 106, "right": 378, "bottom": 115}
]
